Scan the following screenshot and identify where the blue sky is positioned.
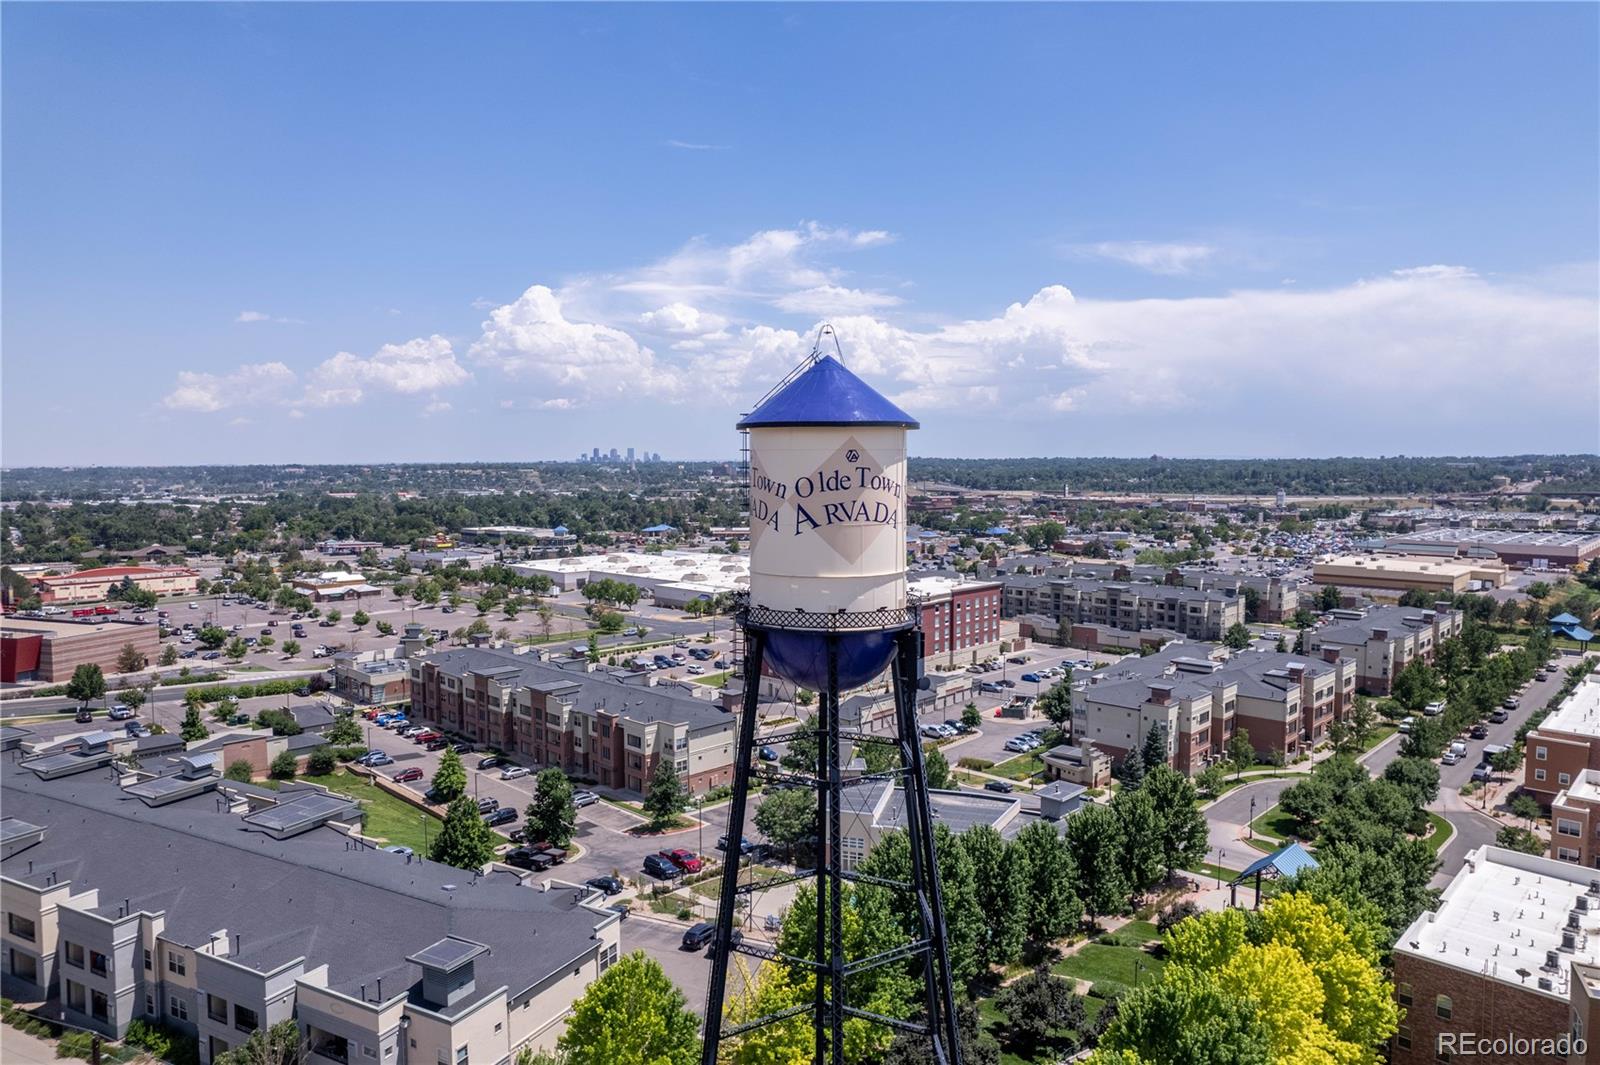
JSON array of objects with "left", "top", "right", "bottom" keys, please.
[{"left": 4, "top": 2, "right": 1596, "bottom": 465}]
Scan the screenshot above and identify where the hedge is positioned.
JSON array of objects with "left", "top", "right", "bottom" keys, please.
[{"left": 957, "top": 756, "right": 995, "bottom": 771}]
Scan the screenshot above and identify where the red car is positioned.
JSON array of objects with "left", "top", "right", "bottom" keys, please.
[
  {"left": 363, "top": 708, "right": 383, "bottom": 721},
  {"left": 393, "top": 768, "right": 425, "bottom": 783},
  {"left": 414, "top": 731, "right": 442, "bottom": 744},
  {"left": 660, "top": 848, "right": 702, "bottom": 874}
]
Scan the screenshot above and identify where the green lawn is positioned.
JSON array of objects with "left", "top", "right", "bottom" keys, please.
[
  {"left": 1422, "top": 811, "right": 1455, "bottom": 855},
  {"left": 1052, "top": 942, "right": 1166, "bottom": 995},
  {"left": 693, "top": 670, "right": 733, "bottom": 687},
  {"left": 1360, "top": 725, "right": 1398, "bottom": 752},
  {"left": 1248, "top": 805, "right": 1299, "bottom": 842},
  {"left": 1184, "top": 861, "right": 1245, "bottom": 883},
  {"left": 311, "top": 770, "right": 442, "bottom": 852},
  {"left": 977, "top": 991, "right": 1106, "bottom": 1065},
  {"left": 990, "top": 752, "right": 1046, "bottom": 781}
]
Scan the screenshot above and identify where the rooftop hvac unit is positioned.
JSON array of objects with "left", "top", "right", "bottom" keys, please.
[
  {"left": 1589, "top": 879, "right": 1600, "bottom": 897},
  {"left": 1562, "top": 932, "right": 1578, "bottom": 953},
  {"left": 1569, "top": 911, "right": 1583, "bottom": 930},
  {"left": 1539, "top": 976, "right": 1554, "bottom": 991},
  {"left": 1546, "top": 949, "right": 1562, "bottom": 970},
  {"left": 1581, "top": 896, "right": 1592, "bottom": 912}
]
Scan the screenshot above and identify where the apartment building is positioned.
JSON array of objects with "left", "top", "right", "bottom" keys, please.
[
  {"left": 1, "top": 752, "right": 622, "bottom": 1065},
  {"left": 1524, "top": 670, "right": 1600, "bottom": 806},
  {"left": 1303, "top": 602, "right": 1462, "bottom": 696},
  {"left": 35, "top": 566, "right": 200, "bottom": 605},
  {"left": 1071, "top": 671, "right": 1222, "bottom": 774},
  {"left": 1551, "top": 769, "right": 1600, "bottom": 867},
  {"left": 409, "top": 647, "right": 736, "bottom": 796},
  {"left": 1002, "top": 576, "right": 1243, "bottom": 643},
  {"left": 909, "top": 575, "right": 1003, "bottom": 665},
  {"left": 1074, "top": 641, "right": 1356, "bottom": 764},
  {"left": 1391, "top": 845, "right": 1600, "bottom": 1064}
]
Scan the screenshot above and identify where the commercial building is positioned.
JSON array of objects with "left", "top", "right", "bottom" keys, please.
[
  {"left": 0, "top": 748, "right": 622, "bottom": 1065},
  {"left": 34, "top": 566, "right": 200, "bottom": 605},
  {"left": 1388, "top": 528, "right": 1600, "bottom": 569},
  {"left": 838, "top": 778, "right": 1026, "bottom": 871},
  {"left": 315, "top": 540, "right": 384, "bottom": 556},
  {"left": 511, "top": 551, "right": 749, "bottom": 605},
  {"left": 1312, "top": 553, "right": 1508, "bottom": 594},
  {"left": 1523, "top": 669, "right": 1600, "bottom": 806},
  {"left": 0, "top": 617, "right": 161, "bottom": 683},
  {"left": 908, "top": 575, "right": 1004, "bottom": 665},
  {"left": 1303, "top": 602, "right": 1463, "bottom": 696},
  {"left": 409, "top": 646, "right": 736, "bottom": 797},
  {"left": 458, "top": 527, "right": 577, "bottom": 551},
  {"left": 1390, "top": 845, "right": 1599, "bottom": 1064},
  {"left": 1002, "top": 575, "right": 1243, "bottom": 644},
  {"left": 291, "top": 571, "right": 382, "bottom": 603},
  {"left": 404, "top": 548, "right": 496, "bottom": 570}
]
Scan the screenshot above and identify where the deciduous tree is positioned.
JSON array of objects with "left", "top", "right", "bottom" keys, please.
[
  {"left": 431, "top": 748, "right": 467, "bottom": 802},
  {"left": 526, "top": 768, "right": 576, "bottom": 847},
  {"left": 643, "top": 759, "right": 687, "bottom": 830},
  {"left": 429, "top": 795, "right": 499, "bottom": 869},
  {"left": 1064, "top": 803, "right": 1129, "bottom": 922},
  {"left": 556, "top": 952, "right": 704, "bottom": 1065}
]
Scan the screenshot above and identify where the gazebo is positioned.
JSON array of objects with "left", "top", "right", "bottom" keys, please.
[
  {"left": 1230, "top": 840, "right": 1319, "bottom": 909},
  {"left": 1551, "top": 612, "right": 1594, "bottom": 646}
]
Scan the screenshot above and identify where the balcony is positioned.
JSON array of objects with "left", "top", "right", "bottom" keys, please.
[{"left": 309, "top": 1031, "right": 350, "bottom": 1065}]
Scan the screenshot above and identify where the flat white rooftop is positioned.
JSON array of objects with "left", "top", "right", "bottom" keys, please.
[
  {"left": 513, "top": 551, "right": 750, "bottom": 594},
  {"left": 1559, "top": 769, "right": 1600, "bottom": 806},
  {"left": 1397, "top": 845, "right": 1600, "bottom": 1000},
  {"left": 1538, "top": 672, "right": 1600, "bottom": 739}
]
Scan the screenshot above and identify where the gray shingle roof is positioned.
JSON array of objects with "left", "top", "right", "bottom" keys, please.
[{"left": 0, "top": 766, "right": 610, "bottom": 1003}]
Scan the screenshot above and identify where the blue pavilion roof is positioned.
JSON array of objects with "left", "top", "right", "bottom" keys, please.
[
  {"left": 737, "top": 355, "right": 918, "bottom": 430},
  {"left": 1233, "top": 840, "right": 1319, "bottom": 883}
]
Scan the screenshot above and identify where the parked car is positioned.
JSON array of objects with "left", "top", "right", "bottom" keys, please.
[
  {"left": 1020, "top": 672, "right": 1042, "bottom": 684},
  {"left": 585, "top": 876, "right": 624, "bottom": 895},
  {"left": 979, "top": 682, "right": 1004, "bottom": 694},
  {"left": 608, "top": 903, "right": 630, "bottom": 921},
  {"left": 477, "top": 797, "right": 500, "bottom": 814},
  {"left": 360, "top": 752, "right": 394, "bottom": 767},
  {"left": 393, "top": 768, "right": 425, "bottom": 784},
  {"left": 717, "top": 835, "right": 756, "bottom": 854},
  {"left": 681, "top": 922, "right": 742, "bottom": 951},
  {"left": 415, "top": 731, "right": 442, "bottom": 744},
  {"left": 108, "top": 704, "right": 135, "bottom": 721},
  {"left": 478, "top": 756, "right": 504, "bottom": 770},
  {"left": 484, "top": 807, "right": 518, "bottom": 827},
  {"left": 660, "top": 848, "right": 703, "bottom": 873},
  {"left": 504, "top": 848, "right": 552, "bottom": 870},
  {"left": 919, "top": 724, "right": 944, "bottom": 739},
  {"left": 451, "top": 742, "right": 473, "bottom": 754},
  {"left": 1397, "top": 717, "right": 1416, "bottom": 733},
  {"left": 425, "top": 739, "right": 448, "bottom": 751},
  {"left": 124, "top": 722, "right": 149, "bottom": 737},
  {"left": 381, "top": 845, "right": 414, "bottom": 857},
  {"left": 1423, "top": 700, "right": 1446, "bottom": 717},
  {"left": 572, "top": 790, "right": 600, "bottom": 808},
  {"left": 984, "top": 780, "right": 1015, "bottom": 793},
  {"left": 501, "top": 766, "right": 532, "bottom": 780},
  {"left": 1471, "top": 764, "right": 1493, "bottom": 783},
  {"left": 1489, "top": 709, "right": 1510, "bottom": 724},
  {"left": 643, "top": 853, "right": 682, "bottom": 880},
  {"left": 758, "top": 746, "right": 779, "bottom": 762},
  {"left": 1441, "top": 750, "right": 1461, "bottom": 766},
  {"left": 203, "top": 652, "right": 222, "bottom": 661},
  {"left": 1469, "top": 724, "right": 1489, "bottom": 740},
  {"left": 1503, "top": 697, "right": 1520, "bottom": 710}
]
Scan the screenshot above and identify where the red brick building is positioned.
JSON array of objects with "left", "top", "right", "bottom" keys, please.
[
  {"left": 34, "top": 565, "right": 199, "bottom": 605},
  {"left": 911, "top": 577, "right": 1003, "bottom": 665},
  {"left": 0, "top": 618, "right": 160, "bottom": 683}
]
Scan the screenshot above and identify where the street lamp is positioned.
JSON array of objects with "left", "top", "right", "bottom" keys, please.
[
  {"left": 1248, "top": 796, "right": 1257, "bottom": 840},
  {"left": 1217, "top": 849, "right": 1226, "bottom": 889}
]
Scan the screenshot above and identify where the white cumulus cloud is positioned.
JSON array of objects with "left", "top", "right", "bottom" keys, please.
[
  {"left": 162, "top": 362, "right": 296, "bottom": 412},
  {"left": 1071, "top": 240, "right": 1218, "bottom": 275},
  {"left": 303, "top": 335, "right": 470, "bottom": 407}
]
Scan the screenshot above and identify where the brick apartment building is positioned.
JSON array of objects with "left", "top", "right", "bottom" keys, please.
[
  {"left": 34, "top": 566, "right": 200, "bottom": 605},
  {"left": 1391, "top": 845, "right": 1600, "bottom": 1064},
  {"left": 1303, "top": 602, "right": 1463, "bottom": 695},
  {"left": 1072, "top": 642, "right": 1358, "bottom": 770},
  {"left": 409, "top": 647, "right": 736, "bottom": 796},
  {"left": 910, "top": 576, "right": 1003, "bottom": 665},
  {"left": 0, "top": 618, "right": 161, "bottom": 683},
  {"left": 1002, "top": 575, "right": 1243, "bottom": 643},
  {"left": 1525, "top": 670, "right": 1600, "bottom": 807},
  {"left": 1552, "top": 769, "right": 1600, "bottom": 867},
  {"left": 2, "top": 741, "right": 621, "bottom": 1065}
]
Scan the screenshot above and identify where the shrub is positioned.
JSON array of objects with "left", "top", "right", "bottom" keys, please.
[
  {"left": 269, "top": 750, "right": 299, "bottom": 779},
  {"left": 224, "top": 760, "right": 254, "bottom": 782},
  {"left": 957, "top": 756, "right": 995, "bottom": 771},
  {"left": 306, "top": 747, "right": 337, "bottom": 775},
  {"left": 333, "top": 745, "right": 369, "bottom": 762},
  {"left": 1156, "top": 900, "right": 1201, "bottom": 934},
  {"left": 675, "top": 906, "right": 693, "bottom": 921},
  {"left": 703, "top": 784, "right": 733, "bottom": 803},
  {"left": 58, "top": 1030, "right": 98, "bottom": 1061}
]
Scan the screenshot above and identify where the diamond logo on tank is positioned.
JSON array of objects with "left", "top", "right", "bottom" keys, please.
[{"left": 748, "top": 434, "right": 902, "bottom": 564}]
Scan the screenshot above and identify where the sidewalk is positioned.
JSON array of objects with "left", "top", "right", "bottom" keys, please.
[{"left": 0, "top": 1025, "right": 60, "bottom": 1065}]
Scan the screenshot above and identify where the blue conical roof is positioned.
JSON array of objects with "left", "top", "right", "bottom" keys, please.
[{"left": 737, "top": 355, "right": 918, "bottom": 430}]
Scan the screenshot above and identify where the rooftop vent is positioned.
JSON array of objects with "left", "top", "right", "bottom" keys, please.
[
  {"left": 1546, "top": 949, "right": 1563, "bottom": 970},
  {"left": 1540, "top": 976, "right": 1554, "bottom": 991},
  {"left": 1563, "top": 932, "right": 1578, "bottom": 953}
]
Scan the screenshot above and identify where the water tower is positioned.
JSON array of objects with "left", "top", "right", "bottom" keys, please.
[{"left": 700, "top": 331, "right": 962, "bottom": 1065}]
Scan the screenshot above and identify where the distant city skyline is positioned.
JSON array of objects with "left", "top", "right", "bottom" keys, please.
[{"left": 2, "top": 3, "right": 1596, "bottom": 466}]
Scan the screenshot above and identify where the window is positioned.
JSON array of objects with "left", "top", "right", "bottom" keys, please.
[
  {"left": 1560, "top": 819, "right": 1583, "bottom": 837},
  {"left": 66, "top": 980, "right": 86, "bottom": 1013},
  {"left": 65, "top": 942, "right": 85, "bottom": 969},
  {"left": 1436, "top": 994, "right": 1452, "bottom": 1020},
  {"left": 493, "top": 1023, "right": 502, "bottom": 1034},
  {"left": 1396, "top": 1026, "right": 1411, "bottom": 1051},
  {"left": 167, "top": 952, "right": 186, "bottom": 976},
  {"left": 600, "top": 943, "right": 619, "bottom": 972},
  {"left": 1559, "top": 847, "right": 1581, "bottom": 862},
  {"left": 1538, "top": 746, "right": 1549, "bottom": 761},
  {"left": 208, "top": 995, "right": 229, "bottom": 1023},
  {"left": 456, "top": 1047, "right": 469, "bottom": 1065},
  {"left": 90, "top": 950, "right": 108, "bottom": 977},
  {"left": 170, "top": 997, "right": 188, "bottom": 1021},
  {"left": 1561, "top": 773, "right": 1573, "bottom": 786},
  {"left": 144, "top": 949, "right": 152, "bottom": 971},
  {"left": 146, "top": 994, "right": 155, "bottom": 1016},
  {"left": 1397, "top": 982, "right": 1412, "bottom": 1008},
  {"left": 1536, "top": 769, "right": 1548, "bottom": 782},
  {"left": 626, "top": 735, "right": 642, "bottom": 749},
  {"left": 91, "top": 990, "right": 108, "bottom": 1022},
  {"left": 363, "top": 1046, "right": 378, "bottom": 1059},
  {"left": 7, "top": 914, "right": 36, "bottom": 941},
  {"left": 233, "top": 1004, "right": 258, "bottom": 1032}
]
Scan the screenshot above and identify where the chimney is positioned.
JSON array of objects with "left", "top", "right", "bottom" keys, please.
[
  {"left": 1371, "top": 628, "right": 1389, "bottom": 642},
  {"left": 1147, "top": 683, "right": 1173, "bottom": 706},
  {"left": 1286, "top": 663, "right": 1305, "bottom": 681},
  {"left": 1321, "top": 646, "right": 1341, "bottom": 664}
]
